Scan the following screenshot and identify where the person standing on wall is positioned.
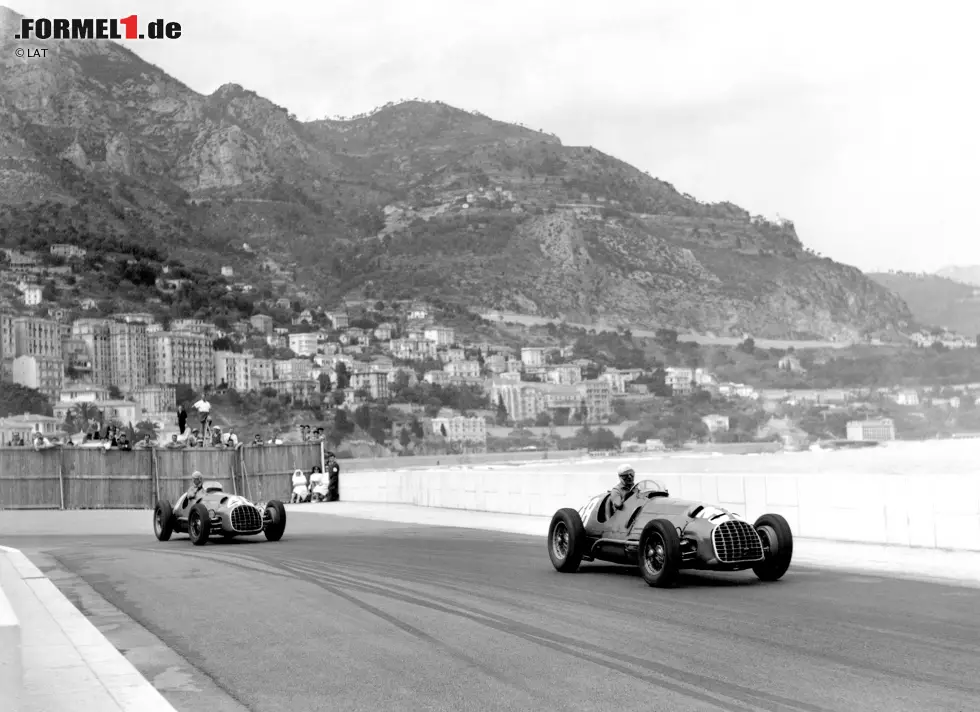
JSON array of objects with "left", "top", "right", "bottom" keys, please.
[
  {"left": 177, "top": 405, "right": 187, "bottom": 435},
  {"left": 193, "top": 396, "right": 212, "bottom": 441}
]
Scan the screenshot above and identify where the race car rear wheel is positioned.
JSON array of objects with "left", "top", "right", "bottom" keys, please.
[
  {"left": 188, "top": 503, "right": 211, "bottom": 546},
  {"left": 638, "top": 519, "right": 681, "bottom": 588},
  {"left": 548, "top": 508, "right": 586, "bottom": 573},
  {"left": 153, "top": 500, "right": 174, "bottom": 541},
  {"left": 264, "top": 499, "right": 287, "bottom": 541},
  {"left": 752, "top": 513, "right": 793, "bottom": 582}
]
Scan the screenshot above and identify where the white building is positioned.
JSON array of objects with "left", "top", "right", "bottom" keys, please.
[
  {"left": 431, "top": 416, "right": 487, "bottom": 447},
  {"left": 521, "top": 347, "right": 546, "bottom": 367},
  {"left": 444, "top": 360, "right": 481, "bottom": 378},
  {"left": 288, "top": 332, "right": 318, "bottom": 357},
  {"left": 21, "top": 284, "right": 43, "bottom": 306},
  {"left": 214, "top": 351, "right": 253, "bottom": 392},
  {"left": 424, "top": 327, "right": 456, "bottom": 346}
]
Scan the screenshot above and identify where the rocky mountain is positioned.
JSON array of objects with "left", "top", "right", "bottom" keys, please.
[
  {"left": 0, "top": 6, "right": 913, "bottom": 339},
  {"left": 935, "top": 265, "right": 980, "bottom": 288},
  {"left": 868, "top": 272, "right": 980, "bottom": 335}
]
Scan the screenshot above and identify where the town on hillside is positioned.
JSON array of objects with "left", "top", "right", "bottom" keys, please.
[{"left": 4, "top": 244, "right": 980, "bottom": 455}]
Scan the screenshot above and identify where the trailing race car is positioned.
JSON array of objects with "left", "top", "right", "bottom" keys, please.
[
  {"left": 547, "top": 479, "right": 793, "bottom": 588},
  {"left": 153, "top": 480, "right": 287, "bottom": 546}
]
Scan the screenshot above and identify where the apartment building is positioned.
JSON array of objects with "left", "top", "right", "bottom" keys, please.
[
  {"left": 490, "top": 380, "right": 547, "bottom": 423},
  {"left": 148, "top": 331, "right": 212, "bottom": 389},
  {"left": 846, "top": 418, "right": 896, "bottom": 442},
  {"left": 110, "top": 321, "right": 149, "bottom": 392},
  {"left": 350, "top": 370, "right": 390, "bottom": 400},
  {"left": 389, "top": 338, "right": 437, "bottom": 360},
  {"left": 131, "top": 385, "right": 176, "bottom": 416},
  {"left": 12, "top": 355, "right": 63, "bottom": 401},
  {"left": 13, "top": 316, "right": 62, "bottom": 359},
  {"left": 424, "top": 327, "right": 455, "bottom": 346},
  {"left": 250, "top": 314, "right": 274, "bottom": 334},
  {"left": 259, "top": 378, "right": 318, "bottom": 401},
  {"left": 288, "top": 332, "right": 318, "bottom": 357},
  {"left": 50, "top": 244, "right": 86, "bottom": 259},
  {"left": 326, "top": 311, "right": 349, "bottom": 329},
  {"left": 521, "top": 347, "right": 546, "bottom": 367},
  {"left": 251, "top": 358, "right": 274, "bottom": 382},
  {"left": 71, "top": 319, "right": 113, "bottom": 386},
  {"left": 430, "top": 416, "right": 487, "bottom": 447},
  {"left": 274, "top": 358, "right": 312, "bottom": 380},
  {"left": 444, "top": 360, "right": 481, "bottom": 378},
  {"left": 214, "top": 351, "right": 253, "bottom": 392},
  {"left": 546, "top": 364, "right": 582, "bottom": 385},
  {"left": 576, "top": 379, "right": 613, "bottom": 421}
]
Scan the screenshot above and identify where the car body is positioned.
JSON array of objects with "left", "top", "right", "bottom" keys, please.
[
  {"left": 153, "top": 480, "right": 287, "bottom": 546},
  {"left": 547, "top": 479, "right": 793, "bottom": 587}
]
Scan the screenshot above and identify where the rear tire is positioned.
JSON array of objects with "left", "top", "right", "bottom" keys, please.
[
  {"left": 264, "top": 500, "right": 287, "bottom": 541},
  {"left": 752, "top": 513, "right": 793, "bottom": 582},
  {"left": 637, "top": 519, "right": 681, "bottom": 588},
  {"left": 153, "top": 500, "right": 174, "bottom": 541},
  {"left": 188, "top": 503, "right": 211, "bottom": 546},
  {"left": 548, "top": 508, "right": 586, "bottom": 573}
]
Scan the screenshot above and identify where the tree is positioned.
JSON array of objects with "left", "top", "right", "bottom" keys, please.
[
  {"left": 318, "top": 372, "right": 331, "bottom": 393},
  {"left": 410, "top": 416, "right": 424, "bottom": 439},
  {"left": 495, "top": 395, "right": 508, "bottom": 425},
  {"left": 334, "top": 362, "right": 350, "bottom": 389},
  {"left": 399, "top": 427, "right": 411, "bottom": 448},
  {"left": 440, "top": 423, "right": 447, "bottom": 437},
  {"left": 134, "top": 420, "right": 161, "bottom": 440},
  {"left": 534, "top": 411, "right": 552, "bottom": 427},
  {"left": 0, "top": 384, "right": 52, "bottom": 417}
]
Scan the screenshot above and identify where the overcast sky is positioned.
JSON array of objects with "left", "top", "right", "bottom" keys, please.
[{"left": 11, "top": 0, "right": 980, "bottom": 273}]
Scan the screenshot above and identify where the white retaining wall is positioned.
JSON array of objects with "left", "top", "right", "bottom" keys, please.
[
  {"left": 341, "top": 446, "right": 980, "bottom": 551},
  {"left": 0, "top": 574, "right": 21, "bottom": 712}
]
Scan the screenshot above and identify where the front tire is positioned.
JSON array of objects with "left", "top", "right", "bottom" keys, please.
[
  {"left": 638, "top": 519, "right": 681, "bottom": 588},
  {"left": 188, "top": 503, "right": 211, "bottom": 546},
  {"left": 752, "top": 513, "right": 793, "bottom": 582},
  {"left": 264, "top": 500, "right": 287, "bottom": 541},
  {"left": 548, "top": 508, "right": 586, "bottom": 573},
  {"left": 153, "top": 500, "right": 174, "bottom": 541}
]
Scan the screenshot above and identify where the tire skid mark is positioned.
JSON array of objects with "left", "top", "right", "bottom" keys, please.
[
  {"left": 286, "top": 556, "right": 980, "bottom": 686},
  {"left": 278, "top": 559, "right": 829, "bottom": 712}
]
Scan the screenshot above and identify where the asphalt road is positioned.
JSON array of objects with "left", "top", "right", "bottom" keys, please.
[{"left": 5, "top": 512, "right": 980, "bottom": 712}]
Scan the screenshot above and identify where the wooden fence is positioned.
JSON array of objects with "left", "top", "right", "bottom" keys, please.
[{"left": 0, "top": 444, "right": 323, "bottom": 510}]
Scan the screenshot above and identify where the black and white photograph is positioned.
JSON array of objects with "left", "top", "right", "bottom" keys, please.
[{"left": 1, "top": 1, "right": 979, "bottom": 710}]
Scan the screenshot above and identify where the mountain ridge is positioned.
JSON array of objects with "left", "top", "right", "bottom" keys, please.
[{"left": 0, "top": 5, "right": 913, "bottom": 340}]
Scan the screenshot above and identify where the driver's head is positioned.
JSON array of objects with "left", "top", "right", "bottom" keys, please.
[
  {"left": 617, "top": 464, "right": 635, "bottom": 489},
  {"left": 191, "top": 471, "right": 203, "bottom": 487}
]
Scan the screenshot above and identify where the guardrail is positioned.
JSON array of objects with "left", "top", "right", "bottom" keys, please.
[{"left": 0, "top": 444, "right": 322, "bottom": 509}]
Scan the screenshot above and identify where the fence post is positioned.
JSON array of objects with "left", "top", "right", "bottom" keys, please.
[
  {"left": 319, "top": 440, "right": 325, "bottom": 478},
  {"left": 232, "top": 447, "right": 240, "bottom": 495},
  {"left": 57, "top": 449, "right": 65, "bottom": 510},
  {"left": 151, "top": 447, "right": 159, "bottom": 506}
]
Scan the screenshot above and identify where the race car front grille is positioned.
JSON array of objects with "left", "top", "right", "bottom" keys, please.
[
  {"left": 712, "top": 520, "right": 764, "bottom": 563},
  {"left": 230, "top": 505, "right": 263, "bottom": 532}
]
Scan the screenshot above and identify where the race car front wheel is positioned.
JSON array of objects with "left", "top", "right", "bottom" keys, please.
[
  {"left": 752, "top": 513, "right": 793, "bottom": 582},
  {"left": 188, "top": 503, "right": 211, "bottom": 546},
  {"left": 638, "top": 519, "right": 681, "bottom": 588},
  {"left": 264, "top": 500, "right": 287, "bottom": 541},
  {"left": 153, "top": 500, "right": 174, "bottom": 541},
  {"left": 548, "top": 508, "right": 586, "bottom": 573}
]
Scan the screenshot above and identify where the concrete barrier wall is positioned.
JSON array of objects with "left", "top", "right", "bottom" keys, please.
[
  {"left": 337, "top": 450, "right": 588, "bottom": 472},
  {"left": 0, "top": 574, "right": 22, "bottom": 712},
  {"left": 340, "top": 441, "right": 980, "bottom": 551}
]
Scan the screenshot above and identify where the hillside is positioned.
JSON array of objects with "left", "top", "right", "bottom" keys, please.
[
  {"left": 936, "top": 265, "right": 980, "bottom": 287},
  {"left": 868, "top": 272, "right": 980, "bottom": 334},
  {"left": 0, "top": 6, "right": 912, "bottom": 339}
]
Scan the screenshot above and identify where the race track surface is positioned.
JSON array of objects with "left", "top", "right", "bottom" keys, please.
[{"left": 5, "top": 512, "right": 980, "bottom": 712}]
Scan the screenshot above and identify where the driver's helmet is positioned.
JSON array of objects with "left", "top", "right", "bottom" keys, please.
[
  {"left": 617, "top": 463, "right": 635, "bottom": 489},
  {"left": 191, "top": 470, "right": 203, "bottom": 487}
]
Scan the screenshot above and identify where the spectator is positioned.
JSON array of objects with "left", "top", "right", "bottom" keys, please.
[
  {"left": 211, "top": 426, "right": 223, "bottom": 447},
  {"left": 116, "top": 432, "right": 132, "bottom": 451},
  {"left": 177, "top": 405, "right": 187, "bottom": 435},
  {"left": 32, "top": 432, "right": 56, "bottom": 450},
  {"left": 225, "top": 429, "right": 239, "bottom": 448},
  {"left": 187, "top": 429, "right": 200, "bottom": 448},
  {"left": 165, "top": 434, "right": 185, "bottom": 449},
  {"left": 134, "top": 435, "right": 152, "bottom": 449},
  {"left": 251, "top": 433, "right": 263, "bottom": 446},
  {"left": 193, "top": 396, "right": 211, "bottom": 439}
]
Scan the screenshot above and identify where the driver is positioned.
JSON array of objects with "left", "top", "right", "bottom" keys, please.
[
  {"left": 610, "top": 464, "right": 636, "bottom": 511},
  {"left": 186, "top": 470, "right": 204, "bottom": 503}
]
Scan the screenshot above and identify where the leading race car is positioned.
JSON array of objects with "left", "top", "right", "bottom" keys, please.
[
  {"left": 547, "top": 479, "right": 793, "bottom": 588},
  {"left": 153, "top": 480, "right": 287, "bottom": 546}
]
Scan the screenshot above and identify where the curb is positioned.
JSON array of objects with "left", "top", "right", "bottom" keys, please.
[{"left": 0, "top": 545, "right": 178, "bottom": 712}]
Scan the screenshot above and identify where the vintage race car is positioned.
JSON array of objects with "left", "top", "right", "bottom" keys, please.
[
  {"left": 153, "top": 481, "right": 287, "bottom": 546},
  {"left": 547, "top": 479, "right": 793, "bottom": 587}
]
